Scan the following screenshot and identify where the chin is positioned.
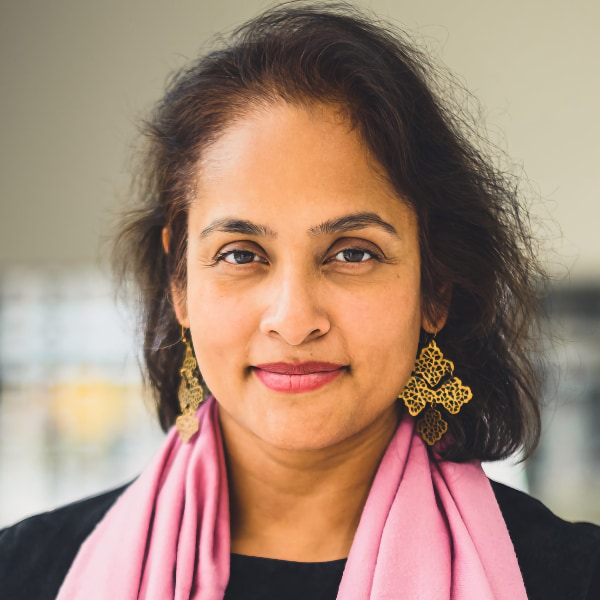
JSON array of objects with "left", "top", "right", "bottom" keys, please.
[
  {"left": 263, "top": 435, "right": 343, "bottom": 452},
  {"left": 256, "top": 420, "right": 358, "bottom": 452}
]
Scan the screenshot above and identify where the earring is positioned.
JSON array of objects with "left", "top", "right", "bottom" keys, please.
[
  {"left": 399, "top": 338, "right": 472, "bottom": 446},
  {"left": 176, "top": 329, "right": 205, "bottom": 443}
]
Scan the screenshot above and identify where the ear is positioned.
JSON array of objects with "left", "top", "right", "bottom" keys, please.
[
  {"left": 162, "top": 227, "right": 190, "bottom": 327},
  {"left": 421, "top": 283, "right": 452, "bottom": 334}
]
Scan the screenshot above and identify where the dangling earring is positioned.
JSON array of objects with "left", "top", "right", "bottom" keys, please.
[
  {"left": 399, "top": 337, "right": 472, "bottom": 446},
  {"left": 176, "top": 328, "right": 205, "bottom": 443}
]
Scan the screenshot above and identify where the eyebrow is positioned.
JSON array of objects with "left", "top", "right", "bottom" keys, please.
[
  {"left": 308, "top": 212, "right": 398, "bottom": 237},
  {"left": 198, "top": 211, "right": 398, "bottom": 240},
  {"left": 198, "top": 218, "right": 277, "bottom": 239}
]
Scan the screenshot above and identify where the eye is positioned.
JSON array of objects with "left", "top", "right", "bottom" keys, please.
[
  {"left": 218, "top": 250, "right": 263, "bottom": 265},
  {"left": 332, "top": 248, "right": 375, "bottom": 263}
]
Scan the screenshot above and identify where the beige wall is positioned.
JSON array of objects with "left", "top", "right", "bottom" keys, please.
[{"left": 1, "top": 0, "right": 599, "bottom": 278}]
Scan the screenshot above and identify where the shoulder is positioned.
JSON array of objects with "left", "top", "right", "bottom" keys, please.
[
  {"left": 0, "top": 484, "right": 128, "bottom": 600},
  {"left": 491, "top": 480, "right": 600, "bottom": 600}
]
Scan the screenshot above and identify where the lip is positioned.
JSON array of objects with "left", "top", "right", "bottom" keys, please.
[{"left": 253, "top": 362, "right": 346, "bottom": 393}]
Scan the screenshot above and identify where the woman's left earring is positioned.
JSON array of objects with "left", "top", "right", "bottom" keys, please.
[
  {"left": 399, "top": 338, "right": 472, "bottom": 446},
  {"left": 176, "top": 328, "right": 205, "bottom": 442}
]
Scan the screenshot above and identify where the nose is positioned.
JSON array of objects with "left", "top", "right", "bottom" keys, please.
[{"left": 259, "top": 268, "right": 331, "bottom": 346}]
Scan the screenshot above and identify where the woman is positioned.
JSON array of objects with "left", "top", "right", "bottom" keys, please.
[{"left": 1, "top": 3, "right": 599, "bottom": 599}]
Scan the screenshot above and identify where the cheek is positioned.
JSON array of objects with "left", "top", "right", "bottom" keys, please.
[
  {"left": 339, "top": 284, "right": 422, "bottom": 385},
  {"left": 186, "top": 281, "right": 255, "bottom": 374},
  {"left": 339, "top": 281, "right": 422, "bottom": 341}
]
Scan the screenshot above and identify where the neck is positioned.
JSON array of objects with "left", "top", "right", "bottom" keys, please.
[{"left": 219, "top": 406, "right": 399, "bottom": 562}]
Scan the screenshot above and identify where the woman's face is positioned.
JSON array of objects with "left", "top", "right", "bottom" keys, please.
[{"left": 180, "top": 103, "right": 433, "bottom": 451}]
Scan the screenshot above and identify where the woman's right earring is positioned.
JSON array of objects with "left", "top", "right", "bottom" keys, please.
[{"left": 176, "top": 329, "right": 204, "bottom": 443}]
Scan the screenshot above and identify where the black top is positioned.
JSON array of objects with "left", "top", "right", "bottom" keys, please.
[
  {"left": 225, "top": 554, "right": 346, "bottom": 600},
  {"left": 1, "top": 481, "right": 599, "bottom": 600}
]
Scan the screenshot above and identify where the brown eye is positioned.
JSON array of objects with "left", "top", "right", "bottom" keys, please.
[
  {"left": 221, "top": 250, "right": 260, "bottom": 264},
  {"left": 333, "top": 248, "right": 373, "bottom": 263}
]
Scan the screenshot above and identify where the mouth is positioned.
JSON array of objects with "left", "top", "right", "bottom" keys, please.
[{"left": 252, "top": 362, "right": 346, "bottom": 393}]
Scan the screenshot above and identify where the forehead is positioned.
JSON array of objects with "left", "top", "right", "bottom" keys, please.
[
  {"left": 190, "top": 102, "right": 414, "bottom": 232},
  {"left": 196, "top": 103, "right": 392, "bottom": 196}
]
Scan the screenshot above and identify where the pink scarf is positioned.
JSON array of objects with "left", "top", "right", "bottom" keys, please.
[{"left": 57, "top": 397, "right": 527, "bottom": 599}]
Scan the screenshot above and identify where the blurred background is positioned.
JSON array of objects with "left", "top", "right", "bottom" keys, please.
[{"left": 1, "top": 0, "right": 598, "bottom": 527}]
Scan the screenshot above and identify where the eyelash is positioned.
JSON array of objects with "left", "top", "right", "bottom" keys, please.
[
  {"left": 215, "top": 249, "right": 266, "bottom": 265},
  {"left": 213, "top": 243, "right": 384, "bottom": 267},
  {"left": 327, "top": 247, "right": 380, "bottom": 263}
]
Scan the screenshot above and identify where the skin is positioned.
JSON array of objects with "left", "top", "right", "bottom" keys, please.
[{"left": 171, "top": 102, "right": 443, "bottom": 561}]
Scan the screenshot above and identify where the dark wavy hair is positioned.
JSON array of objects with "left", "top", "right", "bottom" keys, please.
[{"left": 114, "top": 1, "right": 546, "bottom": 461}]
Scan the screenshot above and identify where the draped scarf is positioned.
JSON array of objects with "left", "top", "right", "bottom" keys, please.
[{"left": 57, "top": 397, "right": 527, "bottom": 599}]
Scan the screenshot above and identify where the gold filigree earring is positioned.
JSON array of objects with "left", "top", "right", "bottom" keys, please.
[
  {"left": 176, "top": 328, "right": 205, "bottom": 443},
  {"left": 399, "top": 337, "right": 472, "bottom": 446}
]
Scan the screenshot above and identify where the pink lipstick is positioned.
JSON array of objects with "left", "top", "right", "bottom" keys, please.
[{"left": 253, "top": 362, "right": 345, "bottom": 393}]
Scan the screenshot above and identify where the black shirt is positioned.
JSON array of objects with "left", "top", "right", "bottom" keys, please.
[
  {"left": 1, "top": 481, "right": 600, "bottom": 599},
  {"left": 224, "top": 554, "right": 346, "bottom": 600}
]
